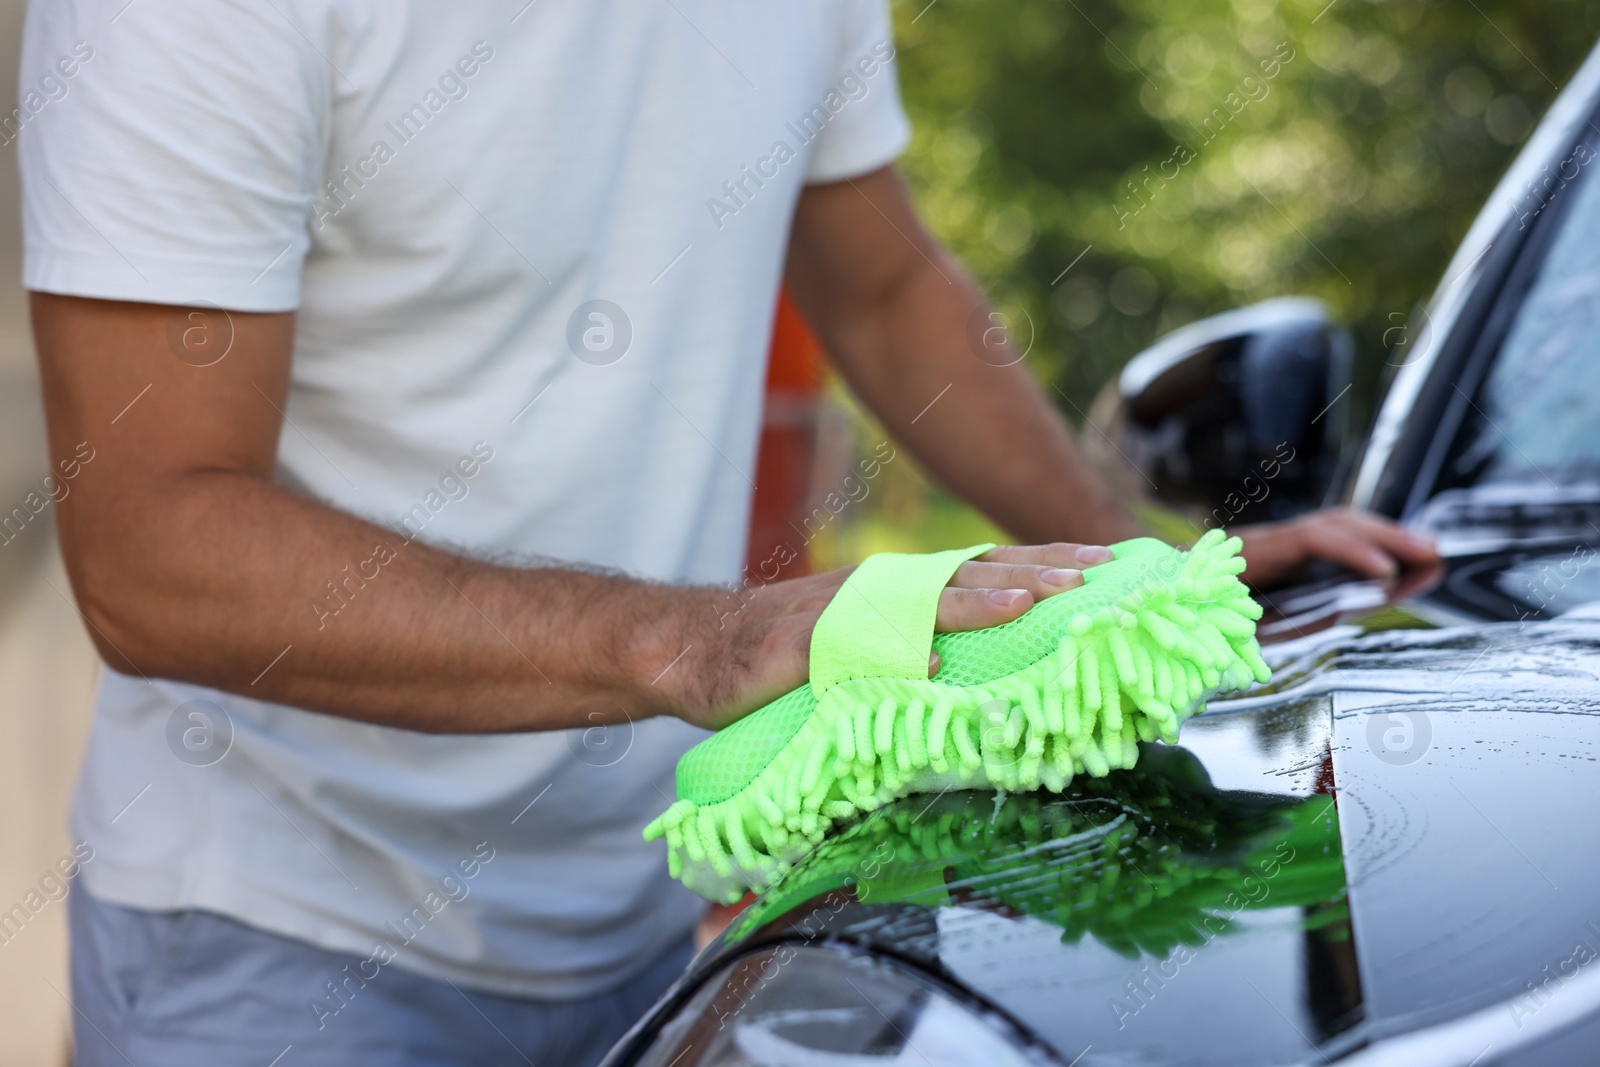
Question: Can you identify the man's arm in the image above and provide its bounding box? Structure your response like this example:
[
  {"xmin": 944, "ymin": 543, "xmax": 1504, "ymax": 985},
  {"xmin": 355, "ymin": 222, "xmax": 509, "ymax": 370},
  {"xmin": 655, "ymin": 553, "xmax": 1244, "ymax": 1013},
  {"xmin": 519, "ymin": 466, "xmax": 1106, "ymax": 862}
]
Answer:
[
  {"xmin": 33, "ymin": 294, "xmax": 1106, "ymax": 733},
  {"xmin": 784, "ymin": 168, "xmax": 1140, "ymax": 548},
  {"xmin": 784, "ymin": 166, "xmax": 1440, "ymax": 586}
]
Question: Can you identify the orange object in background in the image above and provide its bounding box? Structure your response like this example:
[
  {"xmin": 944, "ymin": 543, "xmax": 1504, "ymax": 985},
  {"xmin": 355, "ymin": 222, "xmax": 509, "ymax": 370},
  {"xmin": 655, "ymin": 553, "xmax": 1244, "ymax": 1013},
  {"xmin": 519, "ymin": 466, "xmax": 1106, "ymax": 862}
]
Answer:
[{"xmin": 743, "ymin": 288, "xmax": 826, "ymax": 582}]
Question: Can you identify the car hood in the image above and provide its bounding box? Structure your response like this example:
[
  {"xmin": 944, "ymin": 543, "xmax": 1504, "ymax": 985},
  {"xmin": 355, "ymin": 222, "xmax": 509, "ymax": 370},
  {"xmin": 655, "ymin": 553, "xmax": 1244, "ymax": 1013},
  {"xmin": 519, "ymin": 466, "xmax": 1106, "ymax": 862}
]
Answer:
[{"xmin": 709, "ymin": 571, "xmax": 1600, "ymax": 1066}]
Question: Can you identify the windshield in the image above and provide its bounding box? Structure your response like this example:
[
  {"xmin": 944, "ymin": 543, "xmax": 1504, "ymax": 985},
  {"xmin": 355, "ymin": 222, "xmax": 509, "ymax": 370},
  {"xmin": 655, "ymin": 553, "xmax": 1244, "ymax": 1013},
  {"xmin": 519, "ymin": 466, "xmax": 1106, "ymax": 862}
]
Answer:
[{"xmin": 1442, "ymin": 146, "xmax": 1600, "ymax": 491}]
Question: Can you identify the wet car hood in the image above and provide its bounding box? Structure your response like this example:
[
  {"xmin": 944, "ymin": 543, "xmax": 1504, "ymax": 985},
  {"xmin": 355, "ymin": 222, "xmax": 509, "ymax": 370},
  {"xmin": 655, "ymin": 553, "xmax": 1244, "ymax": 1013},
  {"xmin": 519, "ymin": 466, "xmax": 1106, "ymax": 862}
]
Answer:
[{"xmin": 705, "ymin": 554, "xmax": 1600, "ymax": 1066}]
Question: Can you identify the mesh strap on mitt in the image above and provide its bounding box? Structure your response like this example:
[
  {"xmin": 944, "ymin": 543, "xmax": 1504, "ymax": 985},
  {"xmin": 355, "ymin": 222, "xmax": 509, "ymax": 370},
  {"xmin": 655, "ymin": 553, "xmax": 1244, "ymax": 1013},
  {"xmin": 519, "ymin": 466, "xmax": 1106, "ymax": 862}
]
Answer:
[{"xmin": 644, "ymin": 530, "xmax": 1270, "ymax": 903}]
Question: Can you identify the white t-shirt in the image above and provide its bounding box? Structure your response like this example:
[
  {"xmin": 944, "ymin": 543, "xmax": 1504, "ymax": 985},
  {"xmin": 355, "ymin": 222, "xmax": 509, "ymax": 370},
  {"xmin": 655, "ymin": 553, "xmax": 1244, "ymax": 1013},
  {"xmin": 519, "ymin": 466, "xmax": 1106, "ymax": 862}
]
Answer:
[{"xmin": 20, "ymin": 0, "xmax": 909, "ymax": 998}]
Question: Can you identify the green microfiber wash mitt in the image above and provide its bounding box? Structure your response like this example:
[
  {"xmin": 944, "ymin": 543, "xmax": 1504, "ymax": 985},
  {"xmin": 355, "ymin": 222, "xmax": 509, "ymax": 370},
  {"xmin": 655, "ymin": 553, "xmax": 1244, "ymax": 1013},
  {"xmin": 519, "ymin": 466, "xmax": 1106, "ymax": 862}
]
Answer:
[{"xmin": 644, "ymin": 529, "xmax": 1270, "ymax": 903}]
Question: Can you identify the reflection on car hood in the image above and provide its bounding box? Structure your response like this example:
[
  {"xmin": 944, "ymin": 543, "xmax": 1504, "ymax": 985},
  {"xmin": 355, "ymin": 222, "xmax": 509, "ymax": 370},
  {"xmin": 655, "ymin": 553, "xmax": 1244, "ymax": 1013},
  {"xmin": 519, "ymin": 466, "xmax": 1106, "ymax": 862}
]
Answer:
[{"xmin": 715, "ymin": 620, "xmax": 1600, "ymax": 1066}]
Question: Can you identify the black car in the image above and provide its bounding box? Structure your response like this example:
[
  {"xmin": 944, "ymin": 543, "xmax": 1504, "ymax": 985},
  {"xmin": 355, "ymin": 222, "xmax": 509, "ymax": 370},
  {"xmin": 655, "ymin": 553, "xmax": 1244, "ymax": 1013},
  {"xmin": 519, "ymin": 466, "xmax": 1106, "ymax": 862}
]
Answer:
[{"xmin": 600, "ymin": 37, "xmax": 1600, "ymax": 1067}]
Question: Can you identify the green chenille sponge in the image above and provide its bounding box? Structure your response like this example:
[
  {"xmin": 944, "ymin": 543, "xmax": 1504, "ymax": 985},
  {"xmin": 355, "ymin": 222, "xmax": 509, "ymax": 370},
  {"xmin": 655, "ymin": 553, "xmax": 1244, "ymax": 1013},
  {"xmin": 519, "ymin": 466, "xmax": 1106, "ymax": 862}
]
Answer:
[{"xmin": 644, "ymin": 530, "xmax": 1271, "ymax": 903}]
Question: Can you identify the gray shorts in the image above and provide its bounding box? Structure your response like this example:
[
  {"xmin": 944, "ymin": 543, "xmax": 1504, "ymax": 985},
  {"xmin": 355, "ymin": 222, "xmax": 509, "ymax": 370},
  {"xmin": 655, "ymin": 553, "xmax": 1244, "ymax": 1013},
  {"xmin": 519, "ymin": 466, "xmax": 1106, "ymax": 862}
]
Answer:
[{"xmin": 69, "ymin": 888, "xmax": 693, "ymax": 1067}]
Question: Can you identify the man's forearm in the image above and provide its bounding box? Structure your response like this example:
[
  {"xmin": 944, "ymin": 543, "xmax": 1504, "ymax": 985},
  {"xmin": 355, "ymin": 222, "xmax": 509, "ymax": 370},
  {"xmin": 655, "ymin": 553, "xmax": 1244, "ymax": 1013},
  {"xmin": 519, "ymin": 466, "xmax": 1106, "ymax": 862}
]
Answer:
[
  {"xmin": 62, "ymin": 469, "xmax": 730, "ymax": 732},
  {"xmin": 32, "ymin": 294, "xmax": 802, "ymax": 735},
  {"xmin": 786, "ymin": 170, "xmax": 1142, "ymax": 547},
  {"xmin": 833, "ymin": 254, "xmax": 1139, "ymax": 546}
]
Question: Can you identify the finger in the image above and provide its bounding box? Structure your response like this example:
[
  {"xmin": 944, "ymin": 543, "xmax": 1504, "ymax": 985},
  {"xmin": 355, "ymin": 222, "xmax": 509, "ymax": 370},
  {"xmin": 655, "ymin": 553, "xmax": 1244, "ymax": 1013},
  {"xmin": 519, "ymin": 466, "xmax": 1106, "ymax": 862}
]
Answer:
[
  {"xmin": 1322, "ymin": 509, "xmax": 1440, "ymax": 566},
  {"xmin": 1392, "ymin": 559, "xmax": 1445, "ymax": 601},
  {"xmin": 935, "ymin": 586, "xmax": 1034, "ymax": 633},
  {"xmin": 948, "ymin": 560, "xmax": 1083, "ymax": 599},
  {"xmin": 1299, "ymin": 524, "xmax": 1401, "ymax": 579},
  {"xmin": 980, "ymin": 542, "xmax": 1115, "ymax": 569}
]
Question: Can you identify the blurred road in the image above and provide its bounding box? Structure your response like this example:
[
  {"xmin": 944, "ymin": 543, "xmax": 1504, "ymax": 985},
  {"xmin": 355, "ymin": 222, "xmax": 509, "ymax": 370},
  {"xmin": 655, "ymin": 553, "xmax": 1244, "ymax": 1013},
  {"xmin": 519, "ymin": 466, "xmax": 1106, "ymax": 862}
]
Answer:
[{"xmin": 1, "ymin": 1, "xmax": 103, "ymax": 1063}]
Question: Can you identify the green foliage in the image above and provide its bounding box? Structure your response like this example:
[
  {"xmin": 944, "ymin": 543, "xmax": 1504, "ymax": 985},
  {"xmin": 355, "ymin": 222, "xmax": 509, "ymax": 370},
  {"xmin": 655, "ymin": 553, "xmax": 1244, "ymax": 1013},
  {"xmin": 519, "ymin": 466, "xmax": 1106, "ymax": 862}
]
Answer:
[{"xmin": 893, "ymin": 0, "xmax": 1600, "ymax": 411}]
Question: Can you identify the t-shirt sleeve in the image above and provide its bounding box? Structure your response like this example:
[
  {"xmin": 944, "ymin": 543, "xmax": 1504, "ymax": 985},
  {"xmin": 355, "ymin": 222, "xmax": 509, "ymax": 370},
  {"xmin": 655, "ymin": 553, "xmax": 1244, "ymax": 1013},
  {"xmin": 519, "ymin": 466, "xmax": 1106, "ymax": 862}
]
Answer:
[
  {"xmin": 18, "ymin": 0, "xmax": 331, "ymax": 312},
  {"xmin": 804, "ymin": 0, "xmax": 912, "ymax": 184}
]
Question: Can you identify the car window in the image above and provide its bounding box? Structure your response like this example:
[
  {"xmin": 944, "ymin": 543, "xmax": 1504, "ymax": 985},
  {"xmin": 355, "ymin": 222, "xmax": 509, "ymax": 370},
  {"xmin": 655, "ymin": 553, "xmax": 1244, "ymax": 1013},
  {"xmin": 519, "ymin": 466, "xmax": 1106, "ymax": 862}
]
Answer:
[{"xmin": 1444, "ymin": 152, "xmax": 1600, "ymax": 489}]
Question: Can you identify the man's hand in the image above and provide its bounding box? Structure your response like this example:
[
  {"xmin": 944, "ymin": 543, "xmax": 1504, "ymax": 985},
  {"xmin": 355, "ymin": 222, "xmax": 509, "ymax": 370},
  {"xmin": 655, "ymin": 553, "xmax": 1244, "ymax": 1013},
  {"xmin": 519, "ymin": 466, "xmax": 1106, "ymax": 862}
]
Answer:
[
  {"xmin": 1233, "ymin": 508, "xmax": 1440, "ymax": 590},
  {"xmin": 677, "ymin": 542, "xmax": 1112, "ymax": 730}
]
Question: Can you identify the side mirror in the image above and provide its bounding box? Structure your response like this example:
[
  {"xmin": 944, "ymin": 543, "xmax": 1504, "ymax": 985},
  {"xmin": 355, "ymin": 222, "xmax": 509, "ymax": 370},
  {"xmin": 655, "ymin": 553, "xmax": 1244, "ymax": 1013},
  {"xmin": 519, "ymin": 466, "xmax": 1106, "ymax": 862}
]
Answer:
[{"xmin": 1083, "ymin": 297, "xmax": 1352, "ymax": 528}]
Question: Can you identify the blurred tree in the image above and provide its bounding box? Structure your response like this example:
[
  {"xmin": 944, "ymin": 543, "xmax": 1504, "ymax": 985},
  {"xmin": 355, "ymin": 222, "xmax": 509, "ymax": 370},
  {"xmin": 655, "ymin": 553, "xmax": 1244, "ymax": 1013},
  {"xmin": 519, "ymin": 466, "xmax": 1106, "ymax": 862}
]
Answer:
[
  {"xmin": 822, "ymin": 0, "xmax": 1600, "ymax": 562},
  {"xmin": 893, "ymin": 0, "xmax": 1600, "ymax": 413}
]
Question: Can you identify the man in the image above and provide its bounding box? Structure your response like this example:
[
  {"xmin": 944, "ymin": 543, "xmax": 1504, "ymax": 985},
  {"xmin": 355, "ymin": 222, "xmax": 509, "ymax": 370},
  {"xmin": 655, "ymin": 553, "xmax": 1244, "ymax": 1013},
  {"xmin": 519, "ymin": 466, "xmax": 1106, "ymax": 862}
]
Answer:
[{"xmin": 19, "ymin": 1, "xmax": 1437, "ymax": 1064}]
